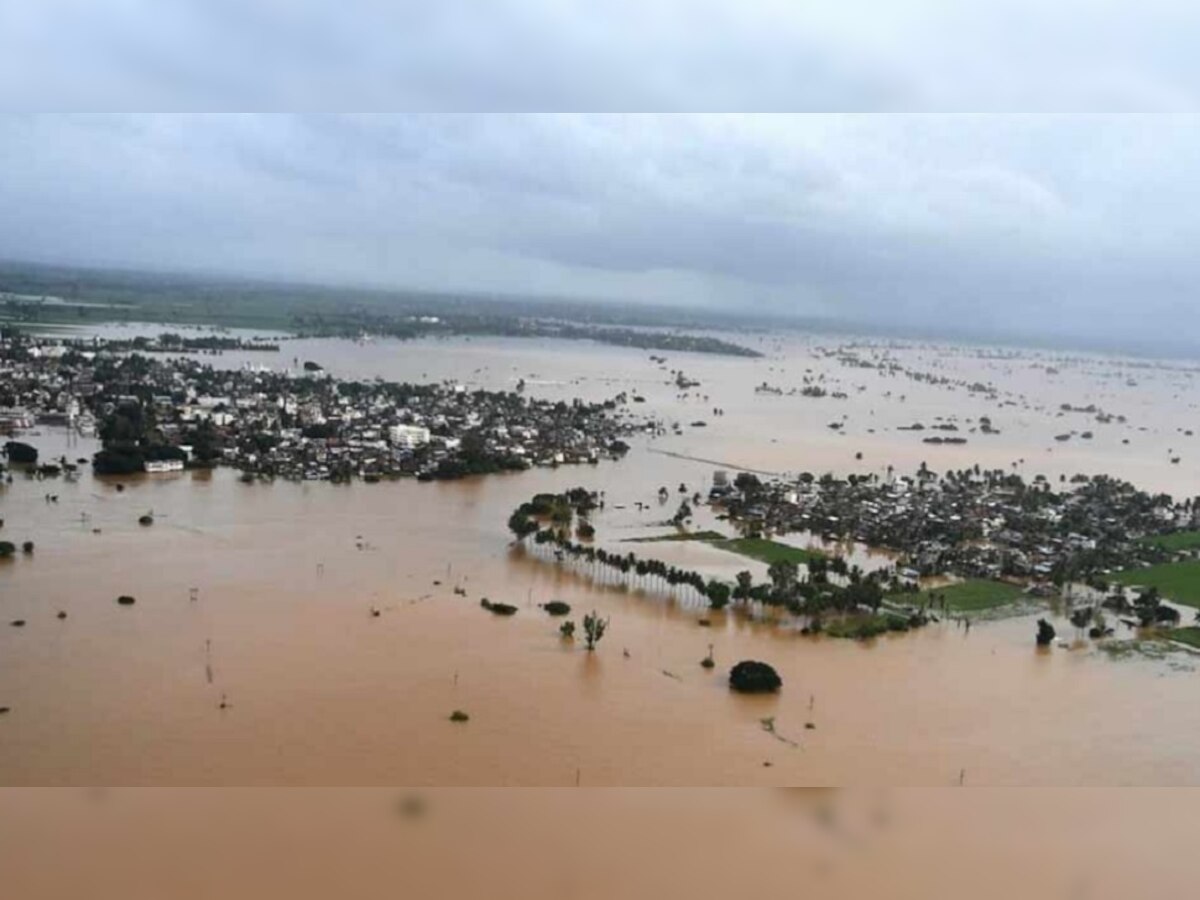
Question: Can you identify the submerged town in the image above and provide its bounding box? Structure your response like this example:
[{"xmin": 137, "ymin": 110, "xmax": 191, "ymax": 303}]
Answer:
[
  {"xmin": 711, "ymin": 466, "xmax": 1199, "ymax": 585},
  {"xmin": 0, "ymin": 330, "xmax": 649, "ymax": 482},
  {"xmin": 6, "ymin": 325, "xmax": 1200, "ymax": 647}
]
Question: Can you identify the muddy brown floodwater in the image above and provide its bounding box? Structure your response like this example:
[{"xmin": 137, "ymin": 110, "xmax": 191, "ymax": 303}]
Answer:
[
  {"xmin": 0, "ymin": 788, "xmax": 1196, "ymax": 899},
  {"xmin": 2, "ymin": 331, "xmax": 1200, "ymax": 785}
]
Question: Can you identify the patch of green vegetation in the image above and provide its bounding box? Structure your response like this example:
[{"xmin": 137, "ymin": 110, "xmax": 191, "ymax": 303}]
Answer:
[
  {"xmin": 893, "ymin": 579, "xmax": 1025, "ymax": 612},
  {"xmin": 1112, "ymin": 561, "xmax": 1200, "ymax": 609},
  {"xmin": 1098, "ymin": 634, "xmax": 1199, "ymax": 669},
  {"xmin": 1098, "ymin": 639, "xmax": 1172, "ymax": 660},
  {"xmin": 709, "ymin": 537, "xmax": 823, "ymax": 565},
  {"xmin": 1137, "ymin": 530, "xmax": 1200, "ymax": 552},
  {"xmin": 824, "ymin": 613, "xmax": 909, "ymax": 640},
  {"xmin": 1164, "ymin": 626, "xmax": 1200, "ymax": 649},
  {"xmin": 626, "ymin": 530, "xmax": 728, "ymax": 543}
]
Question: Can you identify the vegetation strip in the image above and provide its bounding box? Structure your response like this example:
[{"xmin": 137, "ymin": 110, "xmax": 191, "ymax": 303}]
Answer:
[{"xmin": 510, "ymin": 488, "xmax": 934, "ymax": 640}]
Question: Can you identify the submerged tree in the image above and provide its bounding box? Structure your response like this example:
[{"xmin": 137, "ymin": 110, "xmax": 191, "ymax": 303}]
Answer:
[
  {"xmin": 705, "ymin": 580, "xmax": 731, "ymax": 611},
  {"xmin": 733, "ymin": 570, "xmax": 754, "ymax": 601},
  {"xmin": 1035, "ymin": 618, "xmax": 1056, "ymax": 646},
  {"xmin": 582, "ymin": 611, "xmax": 609, "ymax": 651},
  {"xmin": 767, "ymin": 559, "xmax": 799, "ymax": 597},
  {"xmin": 729, "ymin": 660, "xmax": 782, "ymax": 694}
]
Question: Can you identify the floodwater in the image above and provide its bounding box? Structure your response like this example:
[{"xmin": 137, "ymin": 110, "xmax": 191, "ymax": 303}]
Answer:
[
  {"xmin": 1, "ymin": 788, "xmax": 1196, "ymax": 898},
  {"xmin": 3, "ymin": 330, "xmax": 1200, "ymax": 785}
]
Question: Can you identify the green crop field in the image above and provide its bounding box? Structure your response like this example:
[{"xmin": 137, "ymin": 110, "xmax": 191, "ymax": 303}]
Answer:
[
  {"xmin": 891, "ymin": 579, "xmax": 1026, "ymax": 612},
  {"xmin": 1165, "ymin": 626, "xmax": 1200, "ymax": 649},
  {"xmin": 709, "ymin": 537, "xmax": 823, "ymax": 565},
  {"xmin": 1137, "ymin": 530, "xmax": 1200, "ymax": 552},
  {"xmin": 1112, "ymin": 561, "xmax": 1200, "ymax": 608}
]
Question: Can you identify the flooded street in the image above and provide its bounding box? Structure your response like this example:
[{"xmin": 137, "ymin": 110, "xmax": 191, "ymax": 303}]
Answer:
[{"xmin": 3, "ymin": 332, "xmax": 1200, "ymax": 785}]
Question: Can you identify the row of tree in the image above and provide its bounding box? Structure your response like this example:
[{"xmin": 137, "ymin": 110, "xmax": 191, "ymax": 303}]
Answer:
[{"xmin": 508, "ymin": 489, "xmax": 908, "ymax": 624}]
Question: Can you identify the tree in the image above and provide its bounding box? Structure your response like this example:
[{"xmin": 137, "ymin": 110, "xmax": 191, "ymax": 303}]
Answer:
[
  {"xmin": 734, "ymin": 570, "xmax": 754, "ymax": 600},
  {"xmin": 705, "ymin": 580, "xmax": 731, "ymax": 611},
  {"xmin": 843, "ymin": 579, "xmax": 883, "ymax": 612},
  {"xmin": 1036, "ymin": 619, "xmax": 1056, "ymax": 646},
  {"xmin": 767, "ymin": 559, "xmax": 798, "ymax": 596},
  {"xmin": 807, "ymin": 555, "xmax": 829, "ymax": 582},
  {"xmin": 582, "ymin": 611, "xmax": 609, "ymax": 651},
  {"xmin": 507, "ymin": 510, "xmax": 538, "ymax": 540},
  {"xmin": 734, "ymin": 472, "xmax": 761, "ymax": 492},
  {"xmin": 1128, "ymin": 586, "xmax": 1169, "ymax": 626},
  {"xmin": 729, "ymin": 660, "xmax": 782, "ymax": 694}
]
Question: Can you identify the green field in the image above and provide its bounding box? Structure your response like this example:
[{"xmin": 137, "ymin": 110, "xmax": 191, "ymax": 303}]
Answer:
[
  {"xmin": 1112, "ymin": 561, "xmax": 1200, "ymax": 609},
  {"xmin": 892, "ymin": 579, "xmax": 1026, "ymax": 612},
  {"xmin": 625, "ymin": 532, "xmax": 823, "ymax": 564},
  {"xmin": 709, "ymin": 537, "xmax": 823, "ymax": 565},
  {"xmin": 824, "ymin": 612, "xmax": 909, "ymax": 640},
  {"xmin": 1137, "ymin": 530, "xmax": 1200, "ymax": 552},
  {"xmin": 1165, "ymin": 626, "xmax": 1200, "ymax": 649}
]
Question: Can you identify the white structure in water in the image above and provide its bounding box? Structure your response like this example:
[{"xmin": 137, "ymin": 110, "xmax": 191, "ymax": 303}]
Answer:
[{"xmin": 145, "ymin": 459, "xmax": 185, "ymax": 473}]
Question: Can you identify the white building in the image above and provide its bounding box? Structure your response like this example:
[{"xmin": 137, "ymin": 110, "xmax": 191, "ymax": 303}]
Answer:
[
  {"xmin": 389, "ymin": 424, "xmax": 431, "ymax": 449},
  {"xmin": 145, "ymin": 459, "xmax": 185, "ymax": 473}
]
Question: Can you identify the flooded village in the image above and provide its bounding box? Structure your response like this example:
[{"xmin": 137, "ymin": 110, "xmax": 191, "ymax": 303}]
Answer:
[
  {"xmin": 1, "ymin": 330, "xmax": 650, "ymax": 483},
  {"xmin": 5, "ymin": 317, "xmax": 1200, "ymax": 787}
]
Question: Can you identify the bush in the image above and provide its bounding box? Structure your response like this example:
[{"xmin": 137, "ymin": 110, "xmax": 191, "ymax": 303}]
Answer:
[
  {"xmin": 559, "ymin": 620, "xmax": 576, "ymax": 639},
  {"xmin": 825, "ymin": 614, "xmax": 902, "ymax": 640},
  {"xmin": 729, "ymin": 660, "xmax": 782, "ymax": 694},
  {"xmin": 117, "ymin": 595, "xmax": 136, "ymax": 606},
  {"xmin": 583, "ymin": 611, "xmax": 609, "ymax": 651},
  {"xmin": 0, "ymin": 541, "xmax": 15, "ymax": 558},
  {"xmin": 3, "ymin": 441, "xmax": 37, "ymax": 464},
  {"xmin": 1036, "ymin": 618, "xmax": 1056, "ymax": 646},
  {"xmin": 480, "ymin": 598, "xmax": 517, "ymax": 616},
  {"xmin": 93, "ymin": 448, "xmax": 145, "ymax": 475},
  {"xmin": 449, "ymin": 710, "xmax": 469, "ymax": 723},
  {"xmin": 21, "ymin": 541, "xmax": 33, "ymax": 554},
  {"xmin": 542, "ymin": 600, "xmax": 571, "ymax": 616}
]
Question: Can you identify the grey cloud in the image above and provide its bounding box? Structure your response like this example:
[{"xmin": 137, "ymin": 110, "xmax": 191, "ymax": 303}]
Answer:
[
  {"xmin": 4, "ymin": 1, "xmax": 1200, "ymax": 111},
  {"xmin": 2, "ymin": 113, "xmax": 1200, "ymax": 347}
]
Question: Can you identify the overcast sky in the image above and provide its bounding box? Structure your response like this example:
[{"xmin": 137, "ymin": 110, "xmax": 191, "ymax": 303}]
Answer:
[
  {"xmin": 3, "ymin": 113, "xmax": 1200, "ymax": 345},
  {"xmin": 2, "ymin": 3, "xmax": 1200, "ymax": 346}
]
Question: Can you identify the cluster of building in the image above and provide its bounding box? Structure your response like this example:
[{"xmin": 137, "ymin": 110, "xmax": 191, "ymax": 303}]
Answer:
[
  {"xmin": 713, "ymin": 466, "xmax": 1200, "ymax": 583},
  {"xmin": 0, "ymin": 332, "xmax": 651, "ymax": 482}
]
